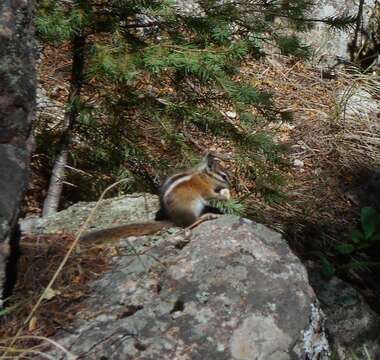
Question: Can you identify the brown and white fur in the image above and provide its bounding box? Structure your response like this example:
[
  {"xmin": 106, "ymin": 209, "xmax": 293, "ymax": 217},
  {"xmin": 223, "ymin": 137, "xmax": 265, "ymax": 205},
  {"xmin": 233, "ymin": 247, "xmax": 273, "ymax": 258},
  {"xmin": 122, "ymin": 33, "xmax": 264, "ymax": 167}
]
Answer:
[{"xmin": 80, "ymin": 153, "xmax": 231, "ymax": 242}]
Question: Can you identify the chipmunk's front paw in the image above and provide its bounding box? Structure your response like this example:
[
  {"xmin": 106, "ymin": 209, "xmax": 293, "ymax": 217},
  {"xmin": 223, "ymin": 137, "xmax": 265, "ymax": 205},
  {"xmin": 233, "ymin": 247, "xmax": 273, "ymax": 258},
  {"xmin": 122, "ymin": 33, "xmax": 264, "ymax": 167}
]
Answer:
[{"xmin": 220, "ymin": 188, "xmax": 231, "ymax": 200}]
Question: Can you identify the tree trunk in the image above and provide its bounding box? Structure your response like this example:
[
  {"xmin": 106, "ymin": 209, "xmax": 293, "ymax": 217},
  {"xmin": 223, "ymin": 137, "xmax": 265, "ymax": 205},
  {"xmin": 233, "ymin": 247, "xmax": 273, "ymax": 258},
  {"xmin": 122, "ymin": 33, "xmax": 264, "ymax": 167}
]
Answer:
[
  {"xmin": 349, "ymin": 0, "xmax": 365, "ymax": 61},
  {"xmin": 0, "ymin": 0, "xmax": 36, "ymax": 304},
  {"xmin": 42, "ymin": 34, "xmax": 85, "ymax": 217}
]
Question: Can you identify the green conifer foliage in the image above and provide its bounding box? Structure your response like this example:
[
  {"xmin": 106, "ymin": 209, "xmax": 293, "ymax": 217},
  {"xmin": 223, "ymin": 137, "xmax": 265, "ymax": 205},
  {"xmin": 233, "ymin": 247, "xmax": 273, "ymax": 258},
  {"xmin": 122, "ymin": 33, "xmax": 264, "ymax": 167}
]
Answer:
[{"xmin": 35, "ymin": 0, "xmax": 354, "ymax": 207}]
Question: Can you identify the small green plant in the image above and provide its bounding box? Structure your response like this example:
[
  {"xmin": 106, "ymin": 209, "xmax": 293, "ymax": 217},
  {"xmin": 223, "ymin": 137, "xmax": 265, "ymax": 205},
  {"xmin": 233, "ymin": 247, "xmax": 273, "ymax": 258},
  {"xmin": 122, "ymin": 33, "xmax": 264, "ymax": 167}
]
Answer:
[
  {"xmin": 319, "ymin": 254, "xmax": 336, "ymax": 278},
  {"xmin": 319, "ymin": 207, "xmax": 380, "ymax": 279},
  {"xmin": 0, "ymin": 302, "xmax": 20, "ymax": 318},
  {"xmin": 211, "ymin": 199, "xmax": 246, "ymax": 217},
  {"xmin": 336, "ymin": 207, "xmax": 380, "ymax": 255}
]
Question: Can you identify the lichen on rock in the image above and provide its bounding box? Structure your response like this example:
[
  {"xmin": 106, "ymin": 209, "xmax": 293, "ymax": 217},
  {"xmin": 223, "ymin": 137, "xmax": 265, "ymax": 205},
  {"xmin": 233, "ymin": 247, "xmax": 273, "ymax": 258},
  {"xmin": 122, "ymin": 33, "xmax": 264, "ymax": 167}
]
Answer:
[{"xmin": 25, "ymin": 194, "xmax": 332, "ymax": 359}]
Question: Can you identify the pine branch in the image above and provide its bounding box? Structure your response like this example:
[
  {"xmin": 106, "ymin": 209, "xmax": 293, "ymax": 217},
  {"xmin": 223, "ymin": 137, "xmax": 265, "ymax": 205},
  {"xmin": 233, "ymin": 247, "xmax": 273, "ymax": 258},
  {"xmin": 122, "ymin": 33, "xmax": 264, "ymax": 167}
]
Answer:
[{"xmin": 273, "ymin": 13, "xmax": 357, "ymax": 31}]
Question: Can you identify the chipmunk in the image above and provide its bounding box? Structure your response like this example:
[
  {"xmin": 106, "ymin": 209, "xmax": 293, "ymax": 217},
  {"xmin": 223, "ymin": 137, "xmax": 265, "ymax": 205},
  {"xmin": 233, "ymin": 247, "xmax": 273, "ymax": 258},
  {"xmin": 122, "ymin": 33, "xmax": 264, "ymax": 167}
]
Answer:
[{"xmin": 80, "ymin": 153, "xmax": 231, "ymax": 242}]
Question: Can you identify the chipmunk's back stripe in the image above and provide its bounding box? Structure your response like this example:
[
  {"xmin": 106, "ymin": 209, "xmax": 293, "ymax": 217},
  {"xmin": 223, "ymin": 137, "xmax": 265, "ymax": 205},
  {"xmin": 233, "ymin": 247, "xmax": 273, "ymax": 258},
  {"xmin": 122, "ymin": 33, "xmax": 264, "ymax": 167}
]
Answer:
[
  {"xmin": 162, "ymin": 172, "xmax": 194, "ymax": 201},
  {"xmin": 161, "ymin": 171, "xmax": 191, "ymax": 195}
]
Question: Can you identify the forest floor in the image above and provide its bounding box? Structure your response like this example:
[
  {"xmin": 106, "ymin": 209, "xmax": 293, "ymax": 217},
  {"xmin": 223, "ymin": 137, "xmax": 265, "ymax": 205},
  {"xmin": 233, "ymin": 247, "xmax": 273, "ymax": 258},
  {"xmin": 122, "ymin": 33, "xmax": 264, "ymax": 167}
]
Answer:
[
  {"xmin": 2, "ymin": 47, "xmax": 379, "ymax": 346},
  {"xmin": 243, "ymin": 57, "xmax": 380, "ymax": 312}
]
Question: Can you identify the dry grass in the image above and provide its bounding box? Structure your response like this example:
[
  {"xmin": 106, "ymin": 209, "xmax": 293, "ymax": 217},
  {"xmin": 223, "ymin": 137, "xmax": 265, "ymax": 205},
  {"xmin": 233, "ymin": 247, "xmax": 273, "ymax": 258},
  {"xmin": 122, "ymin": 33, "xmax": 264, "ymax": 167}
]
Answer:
[
  {"xmin": 242, "ymin": 59, "xmax": 380, "ymax": 254},
  {"xmin": 0, "ymin": 180, "xmax": 133, "ymax": 358},
  {"xmin": 0, "ymin": 232, "xmax": 108, "ymax": 356},
  {"xmin": 333, "ymin": 67, "xmax": 380, "ymax": 168},
  {"xmin": 243, "ymin": 58, "xmax": 380, "ymax": 309}
]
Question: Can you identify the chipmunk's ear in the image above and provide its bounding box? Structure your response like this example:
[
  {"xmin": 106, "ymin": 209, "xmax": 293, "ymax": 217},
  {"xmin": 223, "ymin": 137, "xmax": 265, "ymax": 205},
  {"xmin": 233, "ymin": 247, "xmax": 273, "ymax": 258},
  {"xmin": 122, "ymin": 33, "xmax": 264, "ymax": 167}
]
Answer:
[
  {"xmin": 197, "ymin": 151, "xmax": 231, "ymax": 173},
  {"xmin": 205, "ymin": 152, "xmax": 219, "ymax": 171},
  {"xmin": 204, "ymin": 151, "xmax": 230, "ymax": 169}
]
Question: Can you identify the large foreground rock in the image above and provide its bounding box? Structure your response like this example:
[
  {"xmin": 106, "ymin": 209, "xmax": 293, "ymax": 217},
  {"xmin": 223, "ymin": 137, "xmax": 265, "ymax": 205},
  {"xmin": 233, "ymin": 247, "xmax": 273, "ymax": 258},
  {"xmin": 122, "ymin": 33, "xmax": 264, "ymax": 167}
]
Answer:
[
  {"xmin": 0, "ymin": 0, "xmax": 36, "ymax": 304},
  {"xmin": 24, "ymin": 195, "xmax": 331, "ymax": 359}
]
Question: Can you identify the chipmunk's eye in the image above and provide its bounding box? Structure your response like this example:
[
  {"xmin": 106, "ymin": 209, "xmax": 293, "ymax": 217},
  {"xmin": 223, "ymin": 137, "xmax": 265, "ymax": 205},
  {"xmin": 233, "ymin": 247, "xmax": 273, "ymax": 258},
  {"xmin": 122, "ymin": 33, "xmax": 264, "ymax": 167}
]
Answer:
[{"xmin": 219, "ymin": 172, "xmax": 229, "ymax": 182}]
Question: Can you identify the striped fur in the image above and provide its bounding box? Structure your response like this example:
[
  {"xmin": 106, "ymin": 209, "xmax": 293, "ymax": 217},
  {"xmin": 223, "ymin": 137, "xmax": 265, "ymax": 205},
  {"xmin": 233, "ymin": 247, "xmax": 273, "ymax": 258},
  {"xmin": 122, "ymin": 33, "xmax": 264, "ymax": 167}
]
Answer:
[
  {"xmin": 158, "ymin": 155, "xmax": 230, "ymax": 226},
  {"xmin": 80, "ymin": 153, "xmax": 231, "ymax": 242}
]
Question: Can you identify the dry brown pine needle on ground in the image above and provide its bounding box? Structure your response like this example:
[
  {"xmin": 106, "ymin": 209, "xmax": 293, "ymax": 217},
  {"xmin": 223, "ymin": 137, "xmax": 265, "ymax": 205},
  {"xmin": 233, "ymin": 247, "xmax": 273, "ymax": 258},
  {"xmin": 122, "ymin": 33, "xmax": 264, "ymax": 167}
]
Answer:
[{"xmin": 0, "ymin": 233, "xmax": 109, "ymax": 350}]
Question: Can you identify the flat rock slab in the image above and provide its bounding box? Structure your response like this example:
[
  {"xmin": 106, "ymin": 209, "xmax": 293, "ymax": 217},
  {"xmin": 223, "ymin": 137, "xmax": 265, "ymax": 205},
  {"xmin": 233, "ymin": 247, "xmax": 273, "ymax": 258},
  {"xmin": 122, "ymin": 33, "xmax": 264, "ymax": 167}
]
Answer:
[
  {"xmin": 46, "ymin": 211, "xmax": 329, "ymax": 359},
  {"xmin": 20, "ymin": 194, "xmax": 160, "ymax": 235}
]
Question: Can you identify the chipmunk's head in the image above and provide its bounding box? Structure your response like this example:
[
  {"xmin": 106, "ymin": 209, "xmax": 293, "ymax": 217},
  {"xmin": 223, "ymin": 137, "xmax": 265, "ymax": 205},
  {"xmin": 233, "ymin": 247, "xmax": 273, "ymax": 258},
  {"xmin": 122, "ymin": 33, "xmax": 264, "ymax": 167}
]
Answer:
[{"xmin": 202, "ymin": 152, "xmax": 231, "ymax": 189}]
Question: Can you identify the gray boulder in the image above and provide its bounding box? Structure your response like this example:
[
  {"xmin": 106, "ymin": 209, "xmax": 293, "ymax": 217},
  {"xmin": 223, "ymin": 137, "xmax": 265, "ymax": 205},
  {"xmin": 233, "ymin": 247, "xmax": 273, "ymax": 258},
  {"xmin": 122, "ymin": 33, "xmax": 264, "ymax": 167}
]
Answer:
[{"xmin": 23, "ymin": 195, "xmax": 331, "ymax": 359}]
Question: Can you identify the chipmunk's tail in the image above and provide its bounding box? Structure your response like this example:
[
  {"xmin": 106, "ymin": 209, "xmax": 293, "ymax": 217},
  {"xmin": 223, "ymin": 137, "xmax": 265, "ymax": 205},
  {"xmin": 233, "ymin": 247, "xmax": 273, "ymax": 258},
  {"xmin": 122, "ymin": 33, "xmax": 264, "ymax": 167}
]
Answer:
[{"xmin": 80, "ymin": 221, "xmax": 172, "ymax": 243}]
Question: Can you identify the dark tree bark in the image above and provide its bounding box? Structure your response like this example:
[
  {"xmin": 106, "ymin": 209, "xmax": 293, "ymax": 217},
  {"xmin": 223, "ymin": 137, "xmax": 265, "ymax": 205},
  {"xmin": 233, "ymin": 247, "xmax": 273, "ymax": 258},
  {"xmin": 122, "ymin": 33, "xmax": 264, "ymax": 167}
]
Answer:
[
  {"xmin": 349, "ymin": 0, "xmax": 365, "ymax": 61},
  {"xmin": 0, "ymin": 0, "xmax": 36, "ymax": 304},
  {"xmin": 42, "ymin": 34, "xmax": 85, "ymax": 217}
]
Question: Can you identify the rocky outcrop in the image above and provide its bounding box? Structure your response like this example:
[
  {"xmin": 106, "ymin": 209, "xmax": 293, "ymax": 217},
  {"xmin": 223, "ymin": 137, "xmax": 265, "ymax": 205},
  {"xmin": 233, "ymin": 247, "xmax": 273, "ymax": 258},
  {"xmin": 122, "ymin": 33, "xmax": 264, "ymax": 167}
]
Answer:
[
  {"xmin": 304, "ymin": 0, "xmax": 379, "ymax": 66},
  {"xmin": 24, "ymin": 194, "xmax": 380, "ymax": 359},
  {"xmin": 309, "ymin": 268, "xmax": 380, "ymax": 359},
  {"xmin": 23, "ymin": 194, "xmax": 331, "ymax": 359},
  {"xmin": 0, "ymin": 0, "xmax": 36, "ymax": 305}
]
